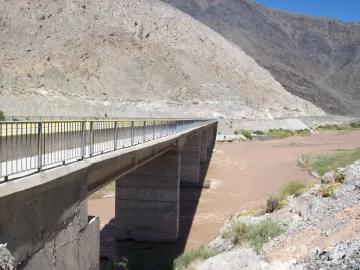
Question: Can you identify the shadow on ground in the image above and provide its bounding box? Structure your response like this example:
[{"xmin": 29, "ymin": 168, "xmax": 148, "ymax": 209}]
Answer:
[{"xmin": 99, "ymin": 151, "xmax": 214, "ymax": 270}]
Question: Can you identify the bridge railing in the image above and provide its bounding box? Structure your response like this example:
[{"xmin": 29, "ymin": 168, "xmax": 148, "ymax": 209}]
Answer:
[
  {"xmin": 0, "ymin": 119, "xmax": 213, "ymax": 181},
  {"xmin": 4, "ymin": 116, "xmax": 209, "ymax": 121}
]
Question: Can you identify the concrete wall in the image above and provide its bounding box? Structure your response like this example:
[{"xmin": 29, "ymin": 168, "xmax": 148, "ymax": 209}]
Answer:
[{"xmin": 115, "ymin": 149, "xmax": 180, "ymax": 242}]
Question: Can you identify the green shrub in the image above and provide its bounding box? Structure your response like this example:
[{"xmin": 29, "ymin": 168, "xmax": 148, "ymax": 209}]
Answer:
[
  {"xmin": 266, "ymin": 129, "xmax": 294, "ymax": 139},
  {"xmin": 246, "ymin": 219, "xmax": 285, "ymax": 251},
  {"xmin": 232, "ymin": 222, "xmax": 251, "ymax": 245},
  {"xmin": 334, "ymin": 173, "xmax": 346, "ymax": 184},
  {"xmin": 221, "ymin": 219, "xmax": 285, "ymax": 252},
  {"xmin": 253, "ymin": 130, "xmax": 265, "ymax": 135},
  {"xmin": 241, "ymin": 130, "xmax": 252, "ymax": 139},
  {"xmin": 173, "ymin": 245, "xmax": 220, "ymax": 269},
  {"xmin": 295, "ymin": 129, "xmax": 311, "ymax": 135},
  {"xmin": 279, "ymin": 199, "xmax": 288, "ymax": 208},
  {"xmin": 234, "ymin": 130, "xmax": 239, "ymax": 135},
  {"xmin": 266, "ymin": 194, "xmax": 282, "ymax": 213},
  {"xmin": 302, "ymin": 150, "xmax": 360, "ymax": 176},
  {"xmin": 317, "ymin": 183, "xmax": 341, "ymax": 197},
  {"xmin": 229, "ymin": 125, "xmax": 233, "ymax": 129},
  {"xmin": 316, "ymin": 124, "xmax": 360, "ymax": 131},
  {"xmin": 0, "ymin": 110, "xmax": 5, "ymax": 121},
  {"xmin": 280, "ymin": 181, "xmax": 307, "ymax": 197},
  {"xmin": 221, "ymin": 231, "xmax": 229, "ymax": 239}
]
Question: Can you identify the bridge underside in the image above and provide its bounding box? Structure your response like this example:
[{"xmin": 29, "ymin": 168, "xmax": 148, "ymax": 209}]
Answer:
[{"xmin": 0, "ymin": 122, "xmax": 217, "ymax": 269}]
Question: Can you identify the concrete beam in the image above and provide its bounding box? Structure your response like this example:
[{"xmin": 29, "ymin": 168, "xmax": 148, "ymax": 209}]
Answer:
[
  {"xmin": 181, "ymin": 133, "xmax": 201, "ymax": 183},
  {"xmin": 115, "ymin": 149, "xmax": 180, "ymax": 242}
]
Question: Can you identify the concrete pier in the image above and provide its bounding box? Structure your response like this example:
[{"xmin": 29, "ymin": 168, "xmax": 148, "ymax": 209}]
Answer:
[
  {"xmin": 115, "ymin": 149, "xmax": 181, "ymax": 242},
  {"xmin": 180, "ymin": 133, "xmax": 201, "ymax": 183}
]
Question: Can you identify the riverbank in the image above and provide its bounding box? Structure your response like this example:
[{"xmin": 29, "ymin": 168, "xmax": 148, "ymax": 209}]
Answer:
[{"xmin": 88, "ymin": 130, "xmax": 360, "ymax": 268}]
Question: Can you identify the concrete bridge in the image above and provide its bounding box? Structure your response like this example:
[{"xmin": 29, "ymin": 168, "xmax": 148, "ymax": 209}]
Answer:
[{"xmin": 0, "ymin": 119, "xmax": 217, "ymax": 269}]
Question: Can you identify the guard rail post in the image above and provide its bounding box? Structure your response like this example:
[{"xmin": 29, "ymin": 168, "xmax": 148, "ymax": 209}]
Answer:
[{"xmin": 37, "ymin": 122, "xmax": 43, "ymax": 172}]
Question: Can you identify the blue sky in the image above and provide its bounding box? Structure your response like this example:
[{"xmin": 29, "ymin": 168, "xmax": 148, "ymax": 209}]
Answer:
[{"xmin": 254, "ymin": 0, "xmax": 360, "ymax": 22}]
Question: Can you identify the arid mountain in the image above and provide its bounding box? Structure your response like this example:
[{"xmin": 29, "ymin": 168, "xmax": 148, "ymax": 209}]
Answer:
[
  {"xmin": 0, "ymin": 0, "xmax": 322, "ymax": 119},
  {"xmin": 163, "ymin": 0, "xmax": 360, "ymax": 115}
]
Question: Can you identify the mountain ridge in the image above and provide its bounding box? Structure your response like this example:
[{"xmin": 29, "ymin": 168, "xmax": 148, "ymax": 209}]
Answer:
[
  {"xmin": 163, "ymin": 0, "xmax": 360, "ymax": 115},
  {"xmin": 0, "ymin": 0, "xmax": 323, "ymax": 119}
]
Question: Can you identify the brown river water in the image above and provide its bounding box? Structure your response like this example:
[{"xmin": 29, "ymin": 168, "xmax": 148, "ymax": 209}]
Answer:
[{"xmin": 88, "ymin": 130, "xmax": 360, "ymax": 266}]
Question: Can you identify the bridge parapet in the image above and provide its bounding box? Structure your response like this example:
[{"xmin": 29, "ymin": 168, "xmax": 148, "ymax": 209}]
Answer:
[{"xmin": 0, "ymin": 119, "xmax": 213, "ymax": 182}]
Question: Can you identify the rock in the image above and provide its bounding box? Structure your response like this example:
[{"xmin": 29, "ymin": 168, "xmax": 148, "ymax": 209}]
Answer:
[
  {"xmin": 331, "ymin": 187, "xmax": 345, "ymax": 199},
  {"xmin": 0, "ymin": 244, "xmax": 15, "ymax": 270},
  {"xmin": 299, "ymin": 198, "xmax": 324, "ymax": 219},
  {"xmin": 321, "ymin": 171, "xmax": 334, "ymax": 184},
  {"xmin": 344, "ymin": 169, "xmax": 360, "ymax": 186}
]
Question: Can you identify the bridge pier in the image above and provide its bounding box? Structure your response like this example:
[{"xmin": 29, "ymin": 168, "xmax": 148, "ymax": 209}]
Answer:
[
  {"xmin": 115, "ymin": 149, "xmax": 180, "ymax": 242},
  {"xmin": 180, "ymin": 133, "xmax": 201, "ymax": 183}
]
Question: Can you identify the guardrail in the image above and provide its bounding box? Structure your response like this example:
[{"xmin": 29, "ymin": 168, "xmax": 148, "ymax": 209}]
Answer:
[
  {"xmin": 4, "ymin": 116, "xmax": 209, "ymax": 121},
  {"xmin": 0, "ymin": 119, "xmax": 214, "ymax": 182}
]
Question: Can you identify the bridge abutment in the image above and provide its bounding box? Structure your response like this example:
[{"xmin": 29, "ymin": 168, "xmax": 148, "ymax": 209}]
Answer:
[
  {"xmin": 115, "ymin": 149, "xmax": 180, "ymax": 242},
  {"xmin": 0, "ymin": 165, "xmax": 100, "ymax": 269}
]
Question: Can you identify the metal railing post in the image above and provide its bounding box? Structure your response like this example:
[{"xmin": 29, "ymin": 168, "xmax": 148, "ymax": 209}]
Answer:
[
  {"xmin": 90, "ymin": 121, "xmax": 94, "ymax": 157},
  {"xmin": 114, "ymin": 121, "xmax": 118, "ymax": 150},
  {"xmin": 37, "ymin": 122, "xmax": 43, "ymax": 172},
  {"xmin": 143, "ymin": 121, "xmax": 146, "ymax": 142},
  {"xmin": 131, "ymin": 121, "xmax": 134, "ymax": 145},
  {"xmin": 153, "ymin": 121, "xmax": 155, "ymax": 140},
  {"xmin": 81, "ymin": 121, "xmax": 85, "ymax": 159}
]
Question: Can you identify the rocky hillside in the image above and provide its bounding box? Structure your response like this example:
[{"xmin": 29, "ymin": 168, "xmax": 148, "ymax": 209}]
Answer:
[
  {"xmin": 0, "ymin": 0, "xmax": 323, "ymax": 119},
  {"xmin": 162, "ymin": 0, "xmax": 360, "ymax": 116},
  {"xmin": 192, "ymin": 159, "xmax": 360, "ymax": 269}
]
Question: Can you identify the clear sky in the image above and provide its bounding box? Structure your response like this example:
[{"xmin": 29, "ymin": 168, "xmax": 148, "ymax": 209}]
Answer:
[{"xmin": 254, "ymin": 0, "xmax": 360, "ymax": 22}]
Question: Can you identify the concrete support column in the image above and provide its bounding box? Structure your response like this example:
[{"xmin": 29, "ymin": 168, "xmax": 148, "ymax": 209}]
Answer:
[
  {"xmin": 115, "ymin": 149, "xmax": 181, "ymax": 242},
  {"xmin": 181, "ymin": 134, "xmax": 201, "ymax": 183},
  {"xmin": 200, "ymin": 129, "xmax": 208, "ymax": 163}
]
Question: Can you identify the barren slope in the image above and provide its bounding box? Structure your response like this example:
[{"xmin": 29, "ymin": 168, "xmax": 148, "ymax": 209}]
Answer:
[
  {"xmin": 163, "ymin": 0, "xmax": 360, "ymax": 115},
  {"xmin": 0, "ymin": 0, "xmax": 323, "ymax": 118}
]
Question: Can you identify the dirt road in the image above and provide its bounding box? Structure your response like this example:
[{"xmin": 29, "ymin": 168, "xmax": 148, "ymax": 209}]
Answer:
[{"xmin": 89, "ymin": 130, "xmax": 360, "ymax": 263}]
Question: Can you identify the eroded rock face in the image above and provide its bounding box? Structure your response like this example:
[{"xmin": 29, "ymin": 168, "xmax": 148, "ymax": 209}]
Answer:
[
  {"xmin": 0, "ymin": 0, "xmax": 323, "ymax": 118},
  {"xmin": 163, "ymin": 0, "xmax": 360, "ymax": 116}
]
